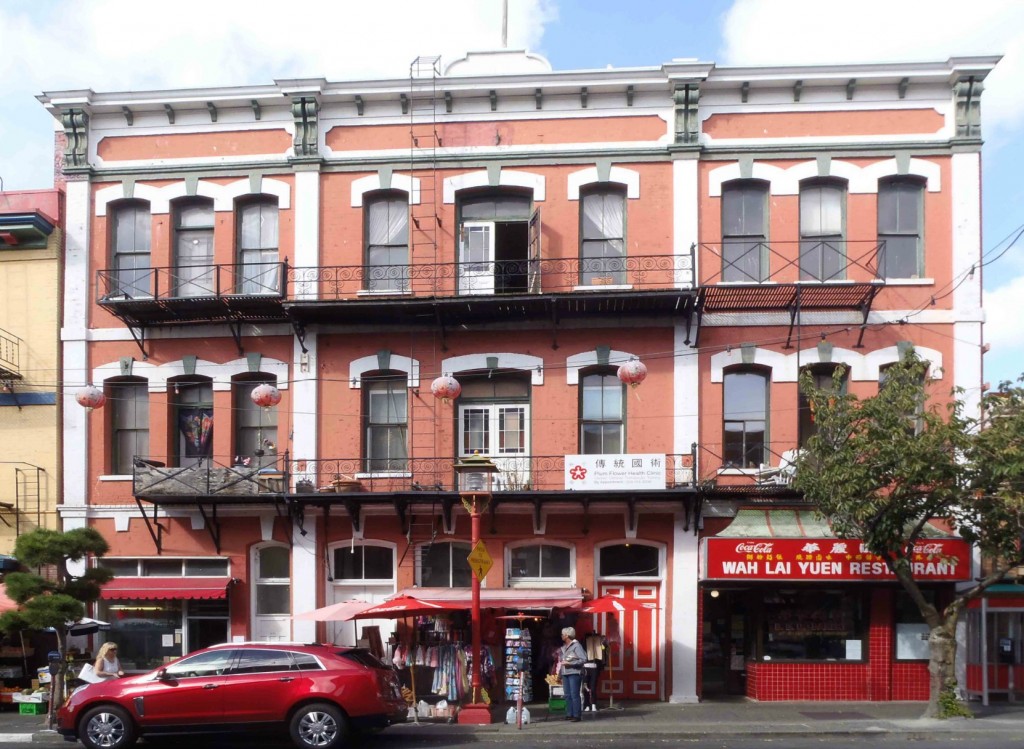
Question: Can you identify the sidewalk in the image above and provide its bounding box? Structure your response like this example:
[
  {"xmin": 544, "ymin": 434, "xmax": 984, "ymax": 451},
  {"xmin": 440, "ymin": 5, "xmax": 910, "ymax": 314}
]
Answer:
[{"xmin": 4, "ymin": 699, "xmax": 1023, "ymax": 744}]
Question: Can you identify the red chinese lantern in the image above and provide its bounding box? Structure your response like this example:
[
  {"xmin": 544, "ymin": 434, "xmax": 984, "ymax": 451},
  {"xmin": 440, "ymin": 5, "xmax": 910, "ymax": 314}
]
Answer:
[
  {"xmin": 617, "ymin": 357, "xmax": 648, "ymax": 389},
  {"xmin": 75, "ymin": 385, "xmax": 106, "ymax": 411},
  {"xmin": 250, "ymin": 383, "xmax": 282, "ymax": 409},
  {"xmin": 431, "ymin": 374, "xmax": 462, "ymax": 404}
]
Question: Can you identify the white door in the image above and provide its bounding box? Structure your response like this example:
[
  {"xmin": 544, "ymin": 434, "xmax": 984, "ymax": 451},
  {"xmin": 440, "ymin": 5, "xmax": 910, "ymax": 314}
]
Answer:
[
  {"xmin": 459, "ymin": 404, "xmax": 530, "ymax": 490},
  {"xmin": 252, "ymin": 545, "xmax": 291, "ymax": 641},
  {"xmin": 327, "ymin": 585, "xmax": 394, "ymax": 648},
  {"xmin": 459, "ymin": 221, "xmax": 495, "ymax": 295}
]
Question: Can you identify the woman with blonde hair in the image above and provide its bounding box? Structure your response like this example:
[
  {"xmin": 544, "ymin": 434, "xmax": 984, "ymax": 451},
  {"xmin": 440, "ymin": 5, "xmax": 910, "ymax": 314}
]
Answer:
[{"xmin": 94, "ymin": 642, "xmax": 124, "ymax": 679}]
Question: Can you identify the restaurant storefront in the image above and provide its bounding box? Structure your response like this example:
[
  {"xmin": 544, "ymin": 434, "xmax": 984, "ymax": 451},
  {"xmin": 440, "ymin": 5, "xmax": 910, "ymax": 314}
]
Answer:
[{"xmin": 699, "ymin": 509, "xmax": 971, "ymax": 701}]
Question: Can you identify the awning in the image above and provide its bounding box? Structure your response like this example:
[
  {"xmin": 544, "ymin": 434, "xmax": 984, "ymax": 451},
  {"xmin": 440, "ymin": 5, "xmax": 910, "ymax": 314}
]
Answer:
[
  {"xmin": 396, "ymin": 587, "xmax": 583, "ymax": 610},
  {"xmin": 100, "ymin": 577, "xmax": 232, "ymax": 601}
]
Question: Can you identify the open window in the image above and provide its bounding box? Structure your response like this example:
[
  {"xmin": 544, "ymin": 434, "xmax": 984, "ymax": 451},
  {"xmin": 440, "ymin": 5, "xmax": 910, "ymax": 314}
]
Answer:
[{"xmin": 457, "ymin": 190, "xmax": 535, "ymax": 295}]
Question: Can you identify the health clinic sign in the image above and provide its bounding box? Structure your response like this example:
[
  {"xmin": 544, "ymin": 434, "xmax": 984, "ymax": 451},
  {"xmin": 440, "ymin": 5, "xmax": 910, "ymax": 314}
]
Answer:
[
  {"xmin": 702, "ymin": 537, "xmax": 971, "ymax": 582},
  {"xmin": 564, "ymin": 454, "xmax": 666, "ymax": 491}
]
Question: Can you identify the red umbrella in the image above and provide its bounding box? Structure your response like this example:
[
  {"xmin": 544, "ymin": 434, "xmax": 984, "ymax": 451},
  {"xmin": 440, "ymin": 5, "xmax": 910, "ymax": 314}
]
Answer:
[
  {"xmin": 349, "ymin": 594, "xmax": 461, "ymax": 620},
  {"xmin": 577, "ymin": 595, "xmax": 658, "ymax": 710}
]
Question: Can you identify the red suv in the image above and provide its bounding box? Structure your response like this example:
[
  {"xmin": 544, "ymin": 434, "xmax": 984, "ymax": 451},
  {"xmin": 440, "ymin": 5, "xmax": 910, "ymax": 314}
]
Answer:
[{"xmin": 57, "ymin": 643, "xmax": 407, "ymax": 749}]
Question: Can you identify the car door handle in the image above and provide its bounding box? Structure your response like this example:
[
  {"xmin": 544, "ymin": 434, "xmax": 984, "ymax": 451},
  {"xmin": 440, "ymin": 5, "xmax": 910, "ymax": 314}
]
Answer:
[
  {"xmin": 203, "ymin": 684, "xmax": 219, "ymax": 689},
  {"xmin": 278, "ymin": 677, "xmax": 294, "ymax": 682}
]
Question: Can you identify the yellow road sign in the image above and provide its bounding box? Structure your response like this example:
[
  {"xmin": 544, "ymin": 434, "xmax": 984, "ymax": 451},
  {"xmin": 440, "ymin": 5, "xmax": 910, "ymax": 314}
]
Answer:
[{"xmin": 467, "ymin": 540, "xmax": 493, "ymax": 581}]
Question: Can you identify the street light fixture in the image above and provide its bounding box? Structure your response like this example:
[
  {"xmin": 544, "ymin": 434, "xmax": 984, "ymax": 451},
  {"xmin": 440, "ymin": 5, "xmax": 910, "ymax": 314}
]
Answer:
[{"xmin": 453, "ymin": 452, "xmax": 499, "ymax": 725}]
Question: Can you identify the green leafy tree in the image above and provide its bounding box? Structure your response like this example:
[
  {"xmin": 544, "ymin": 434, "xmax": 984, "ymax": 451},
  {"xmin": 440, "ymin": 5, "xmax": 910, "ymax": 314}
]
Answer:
[
  {"xmin": 793, "ymin": 353, "xmax": 1024, "ymax": 719},
  {"xmin": 0, "ymin": 528, "xmax": 112, "ymax": 728}
]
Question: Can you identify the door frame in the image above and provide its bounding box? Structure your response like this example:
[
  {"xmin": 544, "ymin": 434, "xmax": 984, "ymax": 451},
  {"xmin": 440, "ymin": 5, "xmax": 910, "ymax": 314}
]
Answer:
[{"xmin": 458, "ymin": 220, "xmax": 496, "ymax": 295}]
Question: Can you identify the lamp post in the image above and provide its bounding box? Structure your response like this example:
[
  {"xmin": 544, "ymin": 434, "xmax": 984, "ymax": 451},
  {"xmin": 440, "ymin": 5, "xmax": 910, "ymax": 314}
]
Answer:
[{"xmin": 454, "ymin": 452, "xmax": 498, "ymax": 725}]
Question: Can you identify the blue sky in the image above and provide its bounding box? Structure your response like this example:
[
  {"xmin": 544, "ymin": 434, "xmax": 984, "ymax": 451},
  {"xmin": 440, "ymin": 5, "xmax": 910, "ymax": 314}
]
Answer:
[{"xmin": 1, "ymin": 0, "xmax": 1021, "ymax": 385}]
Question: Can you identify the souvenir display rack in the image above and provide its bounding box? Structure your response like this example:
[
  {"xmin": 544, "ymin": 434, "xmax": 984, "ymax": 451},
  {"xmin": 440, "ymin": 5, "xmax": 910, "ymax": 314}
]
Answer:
[{"xmin": 503, "ymin": 627, "xmax": 532, "ymax": 702}]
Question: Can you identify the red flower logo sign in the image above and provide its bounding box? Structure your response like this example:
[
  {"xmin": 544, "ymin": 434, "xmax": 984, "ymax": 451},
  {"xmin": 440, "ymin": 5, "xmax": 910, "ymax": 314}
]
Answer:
[{"xmin": 569, "ymin": 465, "xmax": 587, "ymax": 481}]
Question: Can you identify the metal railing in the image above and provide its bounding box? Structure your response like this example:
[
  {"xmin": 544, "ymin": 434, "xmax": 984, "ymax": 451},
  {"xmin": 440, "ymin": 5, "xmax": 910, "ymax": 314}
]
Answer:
[
  {"xmin": 699, "ymin": 240, "xmax": 884, "ymax": 285},
  {"xmin": 0, "ymin": 327, "xmax": 20, "ymax": 379},
  {"xmin": 97, "ymin": 262, "xmax": 287, "ymax": 303}
]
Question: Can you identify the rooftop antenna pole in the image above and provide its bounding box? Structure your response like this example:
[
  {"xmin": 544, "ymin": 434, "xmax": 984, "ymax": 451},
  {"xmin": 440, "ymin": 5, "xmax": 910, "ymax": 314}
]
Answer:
[{"xmin": 501, "ymin": 0, "xmax": 508, "ymax": 47}]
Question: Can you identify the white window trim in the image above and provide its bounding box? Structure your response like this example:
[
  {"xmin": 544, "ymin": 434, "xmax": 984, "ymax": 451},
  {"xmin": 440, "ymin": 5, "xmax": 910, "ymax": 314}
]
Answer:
[
  {"xmin": 443, "ymin": 169, "xmax": 546, "ymax": 204},
  {"xmin": 565, "ymin": 349, "xmax": 638, "ymax": 386},
  {"xmin": 94, "ymin": 356, "xmax": 289, "ymax": 394},
  {"xmin": 505, "ymin": 540, "xmax": 576, "ymax": 588},
  {"xmin": 567, "ymin": 167, "xmax": 640, "ymax": 200},
  {"xmin": 708, "ymin": 158, "xmax": 940, "ymax": 197},
  {"xmin": 441, "ymin": 352, "xmax": 544, "ymax": 385},
  {"xmin": 709, "ymin": 345, "xmax": 944, "ymax": 383},
  {"xmin": 415, "ymin": 541, "xmax": 474, "ymax": 588},
  {"xmin": 96, "ymin": 177, "xmax": 291, "ymax": 216},
  {"xmin": 350, "ymin": 173, "xmax": 421, "ymax": 207},
  {"xmin": 328, "ymin": 539, "xmax": 397, "ymax": 584},
  {"xmin": 348, "ymin": 355, "xmax": 420, "ymax": 389}
]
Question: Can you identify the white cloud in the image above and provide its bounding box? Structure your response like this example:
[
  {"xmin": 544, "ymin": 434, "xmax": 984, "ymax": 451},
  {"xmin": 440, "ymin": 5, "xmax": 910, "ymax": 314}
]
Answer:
[{"xmin": 985, "ymin": 273, "xmax": 1024, "ymax": 351}]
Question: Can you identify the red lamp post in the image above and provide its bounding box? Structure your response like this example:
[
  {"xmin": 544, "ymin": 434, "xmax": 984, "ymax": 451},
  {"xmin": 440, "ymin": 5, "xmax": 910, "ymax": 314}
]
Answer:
[{"xmin": 453, "ymin": 453, "xmax": 498, "ymax": 724}]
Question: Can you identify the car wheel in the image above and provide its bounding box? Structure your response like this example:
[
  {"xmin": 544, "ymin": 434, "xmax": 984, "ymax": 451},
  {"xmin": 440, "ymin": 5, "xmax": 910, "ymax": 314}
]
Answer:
[
  {"xmin": 289, "ymin": 702, "xmax": 348, "ymax": 749},
  {"xmin": 79, "ymin": 705, "xmax": 137, "ymax": 749}
]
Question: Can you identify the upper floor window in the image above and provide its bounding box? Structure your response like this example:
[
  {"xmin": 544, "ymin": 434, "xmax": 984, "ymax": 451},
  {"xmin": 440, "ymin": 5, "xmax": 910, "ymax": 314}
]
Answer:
[
  {"xmin": 580, "ymin": 186, "xmax": 626, "ymax": 285},
  {"xmin": 233, "ymin": 375, "xmax": 278, "ymax": 467},
  {"xmin": 580, "ymin": 369, "xmax": 624, "ymax": 454},
  {"xmin": 508, "ymin": 543, "xmax": 572, "ymax": 584},
  {"xmin": 364, "ymin": 373, "xmax": 408, "ymax": 472},
  {"xmin": 171, "ymin": 377, "xmax": 213, "ymax": 467},
  {"xmin": 721, "ymin": 181, "xmax": 768, "ymax": 282},
  {"xmin": 365, "ymin": 191, "xmax": 409, "ymax": 293},
  {"xmin": 457, "ymin": 190, "xmax": 533, "ymax": 295},
  {"xmin": 236, "ymin": 197, "xmax": 279, "ymax": 295},
  {"xmin": 108, "ymin": 377, "xmax": 149, "ymax": 474},
  {"xmin": 173, "ymin": 199, "xmax": 215, "ymax": 298},
  {"xmin": 418, "ymin": 541, "xmax": 472, "ymax": 588},
  {"xmin": 458, "ymin": 372, "xmax": 530, "ymax": 489},
  {"xmin": 109, "ymin": 201, "xmax": 152, "ymax": 298},
  {"xmin": 798, "ymin": 364, "xmax": 848, "ymax": 447},
  {"xmin": 878, "ymin": 178, "xmax": 924, "ymax": 279},
  {"xmin": 800, "ymin": 179, "xmax": 846, "ymax": 281},
  {"xmin": 333, "ymin": 544, "xmax": 394, "ymax": 582},
  {"xmin": 723, "ymin": 367, "xmax": 769, "ymax": 468}
]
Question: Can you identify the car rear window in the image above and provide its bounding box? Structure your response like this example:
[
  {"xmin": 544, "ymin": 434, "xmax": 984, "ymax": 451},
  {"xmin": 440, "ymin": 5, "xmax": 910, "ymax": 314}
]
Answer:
[
  {"xmin": 292, "ymin": 653, "xmax": 324, "ymax": 671},
  {"xmin": 339, "ymin": 648, "xmax": 389, "ymax": 670}
]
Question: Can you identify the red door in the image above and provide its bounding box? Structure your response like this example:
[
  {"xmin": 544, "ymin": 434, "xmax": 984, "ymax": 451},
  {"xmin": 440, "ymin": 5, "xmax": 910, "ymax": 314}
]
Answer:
[{"xmin": 596, "ymin": 582, "xmax": 661, "ymax": 700}]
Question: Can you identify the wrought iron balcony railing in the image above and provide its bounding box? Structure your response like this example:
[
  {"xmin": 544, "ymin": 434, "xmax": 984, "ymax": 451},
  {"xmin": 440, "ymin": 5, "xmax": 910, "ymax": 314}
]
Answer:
[
  {"xmin": 97, "ymin": 262, "xmax": 287, "ymax": 303},
  {"xmin": 0, "ymin": 327, "xmax": 21, "ymax": 380},
  {"xmin": 699, "ymin": 240, "xmax": 884, "ymax": 286}
]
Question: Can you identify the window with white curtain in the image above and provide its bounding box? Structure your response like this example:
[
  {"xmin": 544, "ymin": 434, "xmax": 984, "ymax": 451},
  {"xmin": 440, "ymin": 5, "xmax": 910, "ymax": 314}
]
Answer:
[
  {"xmin": 110, "ymin": 201, "xmax": 152, "ymax": 298},
  {"xmin": 236, "ymin": 197, "xmax": 279, "ymax": 294},
  {"xmin": 580, "ymin": 186, "xmax": 626, "ymax": 285},
  {"xmin": 173, "ymin": 199, "xmax": 215, "ymax": 298},
  {"xmin": 580, "ymin": 370, "xmax": 624, "ymax": 454},
  {"xmin": 109, "ymin": 378, "xmax": 149, "ymax": 474},
  {"xmin": 800, "ymin": 180, "xmax": 846, "ymax": 281},
  {"xmin": 721, "ymin": 181, "xmax": 768, "ymax": 282},
  {"xmin": 364, "ymin": 374, "xmax": 408, "ymax": 472},
  {"xmin": 878, "ymin": 178, "xmax": 924, "ymax": 279},
  {"xmin": 365, "ymin": 192, "xmax": 409, "ymax": 292}
]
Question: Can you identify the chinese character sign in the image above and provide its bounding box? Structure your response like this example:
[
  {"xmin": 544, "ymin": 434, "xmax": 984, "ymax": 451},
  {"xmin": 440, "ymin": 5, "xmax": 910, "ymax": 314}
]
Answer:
[{"xmin": 564, "ymin": 454, "xmax": 666, "ymax": 491}]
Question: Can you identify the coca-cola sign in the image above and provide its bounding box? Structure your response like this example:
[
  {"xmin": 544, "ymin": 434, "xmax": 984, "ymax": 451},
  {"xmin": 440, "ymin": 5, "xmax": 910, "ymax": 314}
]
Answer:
[{"xmin": 702, "ymin": 537, "xmax": 971, "ymax": 582}]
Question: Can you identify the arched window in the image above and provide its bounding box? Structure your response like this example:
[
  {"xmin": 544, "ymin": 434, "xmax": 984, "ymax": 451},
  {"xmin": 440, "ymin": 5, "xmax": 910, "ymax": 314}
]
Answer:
[
  {"xmin": 580, "ymin": 185, "xmax": 626, "ymax": 285},
  {"xmin": 173, "ymin": 198, "xmax": 215, "ymax": 298},
  {"xmin": 364, "ymin": 191, "xmax": 409, "ymax": 292},
  {"xmin": 364, "ymin": 371, "xmax": 408, "ymax": 472},
  {"xmin": 458, "ymin": 371, "xmax": 530, "ymax": 489},
  {"xmin": 457, "ymin": 190, "xmax": 533, "ymax": 295},
  {"xmin": 233, "ymin": 374, "xmax": 278, "ymax": 467},
  {"xmin": 418, "ymin": 542, "xmax": 472, "ymax": 588},
  {"xmin": 579, "ymin": 369, "xmax": 624, "ymax": 454},
  {"xmin": 598, "ymin": 543, "xmax": 660, "ymax": 577},
  {"xmin": 798, "ymin": 364, "xmax": 848, "ymax": 447},
  {"xmin": 333, "ymin": 543, "xmax": 395, "ymax": 583},
  {"xmin": 800, "ymin": 179, "xmax": 846, "ymax": 281},
  {"xmin": 721, "ymin": 180, "xmax": 768, "ymax": 282},
  {"xmin": 109, "ymin": 200, "xmax": 152, "ymax": 298},
  {"xmin": 236, "ymin": 196, "xmax": 279, "ymax": 294},
  {"xmin": 507, "ymin": 543, "xmax": 573, "ymax": 586},
  {"xmin": 170, "ymin": 376, "xmax": 213, "ymax": 467},
  {"xmin": 723, "ymin": 367, "xmax": 769, "ymax": 468},
  {"xmin": 107, "ymin": 377, "xmax": 149, "ymax": 474},
  {"xmin": 878, "ymin": 177, "xmax": 925, "ymax": 279}
]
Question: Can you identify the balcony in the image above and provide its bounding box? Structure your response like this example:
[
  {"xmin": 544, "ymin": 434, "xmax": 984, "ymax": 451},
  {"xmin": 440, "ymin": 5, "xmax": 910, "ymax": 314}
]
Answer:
[{"xmin": 0, "ymin": 327, "xmax": 21, "ymax": 381}]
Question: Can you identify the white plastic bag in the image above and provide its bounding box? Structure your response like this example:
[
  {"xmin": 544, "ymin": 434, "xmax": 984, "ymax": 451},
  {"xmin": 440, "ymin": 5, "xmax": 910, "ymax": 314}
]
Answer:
[
  {"xmin": 505, "ymin": 707, "xmax": 516, "ymax": 724},
  {"xmin": 417, "ymin": 700, "xmax": 430, "ymax": 718}
]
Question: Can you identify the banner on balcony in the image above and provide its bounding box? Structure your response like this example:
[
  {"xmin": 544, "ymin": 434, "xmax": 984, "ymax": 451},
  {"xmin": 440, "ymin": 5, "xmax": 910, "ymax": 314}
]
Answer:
[
  {"xmin": 701, "ymin": 537, "xmax": 971, "ymax": 582},
  {"xmin": 564, "ymin": 454, "xmax": 666, "ymax": 491}
]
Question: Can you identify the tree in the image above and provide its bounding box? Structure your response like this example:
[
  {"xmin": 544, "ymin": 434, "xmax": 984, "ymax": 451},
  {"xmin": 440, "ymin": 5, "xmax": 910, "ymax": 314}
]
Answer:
[
  {"xmin": 793, "ymin": 353, "xmax": 1024, "ymax": 718},
  {"xmin": 0, "ymin": 528, "xmax": 112, "ymax": 729}
]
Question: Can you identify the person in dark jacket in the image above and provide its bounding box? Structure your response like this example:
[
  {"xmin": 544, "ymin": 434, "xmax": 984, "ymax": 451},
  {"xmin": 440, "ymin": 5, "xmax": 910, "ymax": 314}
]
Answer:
[{"xmin": 559, "ymin": 627, "xmax": 586, "ymax": 721}]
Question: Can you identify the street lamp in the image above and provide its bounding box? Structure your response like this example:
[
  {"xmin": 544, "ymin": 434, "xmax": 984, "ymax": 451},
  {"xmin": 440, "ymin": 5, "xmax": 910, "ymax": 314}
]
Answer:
[{"xmin": 454, "ymin": 452, "xmax": 499, "ymax": 725}]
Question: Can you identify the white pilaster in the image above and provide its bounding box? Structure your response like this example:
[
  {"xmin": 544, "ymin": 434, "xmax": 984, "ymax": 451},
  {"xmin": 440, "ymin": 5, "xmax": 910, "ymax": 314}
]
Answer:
[
  {"xmin": 674, "ymin": 327, "xmax": 699, "ymax": 459},
  {"xmin": 293, "ymin": 170, "xmax": 320, "ymax": 300},
  {"xmin": 291, "ymin": 515, "xmax": 317, "ymax": 642},
  {"xmin": 673, "ymin": 157, "xmax": 699, "ymax": 286},
  {"xmin": 670, "ymin": 514, "xmax": 699, "ymax": 703},
  {"xmin": 951, "ymin": 151, "xmax": 984, "ymax": 419},
  {"xmin": 292, "ymin": 331, "xmax": 318, "ymax": 465}
]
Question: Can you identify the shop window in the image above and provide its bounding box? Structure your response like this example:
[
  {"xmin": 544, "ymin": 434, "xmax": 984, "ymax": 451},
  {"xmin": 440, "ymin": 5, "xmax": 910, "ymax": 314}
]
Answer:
[
  {"xmin": 721, "ymin": 180, "xmax": 768, "ymax": 282},
  {"xmin": 364, "ymin": 374, "xmax": 408, "ymax": 472},
  {"xmin": 580, "ymin": 185, "xmax": 626, "ymax": 285},
  {"xmin": 800, "ymin": 179, "xmax": 846, "ymax": 281},
  {"xmin": 723, "ymin": 367, "xmax": 769, "ymax": 468},
  {"xmin": 172, "ymin": 198, "xmax": 215, "ymax": 298},
  {"xmin": 878, "ymin": 177, "xmax": 924, "ymax": 279},
  {"xmin": 798, "ymin": 364, "xmax": 848, "ymax": 447},
  {"xmin": 895, "ymin": 590, "xmax": 934, "ymax": 660},
  {"xmin": 98, "ymin": 559, "xmax": 142, "ymax": 576},
  {"xmin": 255, "ymin": 545, "xmax": 291, "ymax": 615},
  {"xmin": 418, "ymin": 542, "xmax": 472, "ymax": 588},
  {"xmin": 760, "ymin": 589, "xmax": 866, "ymax": 661},
  {"xmin": 580, "ymin": 369, "xmax": 624, "ymax": 454},
  {"xmin": 171, "ymin": 377, "xmax": 213, "ymax": 468},
  {"xmin": 108, "ymin": 377, "xmax": 149, "ymax": 474},
  {"xmin": 236, "ymin": 196, "xmax": 279, "ymax": 294},
  {"xmin": 184, "ymin": 558, "xmax": 230, "ymax": 576},
  {"xmin": 234, "ymin": 375, "xmax": 278, "ymax": 466},
  {"xmin": 508, "ymin": 543, "xmax": 572, "ymax": 584},
  {"xmin": 598, "ymin": 544, "xmax": 660, "ymax": 577},
  {"xmin": 333, "ymin": 544, "xmax": 394, "ymax": 582},
  {"xmin": 365, "ymin": 191, "xmax": 409, "ymax": 292},
  {"xmin": 109, "ymin": 200, "xmax": 152, "ymax": 298},
  {"xmin": 98, "ymin": 599, "xmax": 183, "ymax": 672},
  {"xmin": 143, "ymin": 559, "xmax": 186, "ymax": 577}
]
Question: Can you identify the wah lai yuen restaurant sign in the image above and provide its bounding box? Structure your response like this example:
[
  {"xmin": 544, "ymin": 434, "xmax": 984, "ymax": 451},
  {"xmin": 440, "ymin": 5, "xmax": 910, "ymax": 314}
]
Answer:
[{"xmin": 701, "ymin": 538, "xmax": 971, "ymax": 581}]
